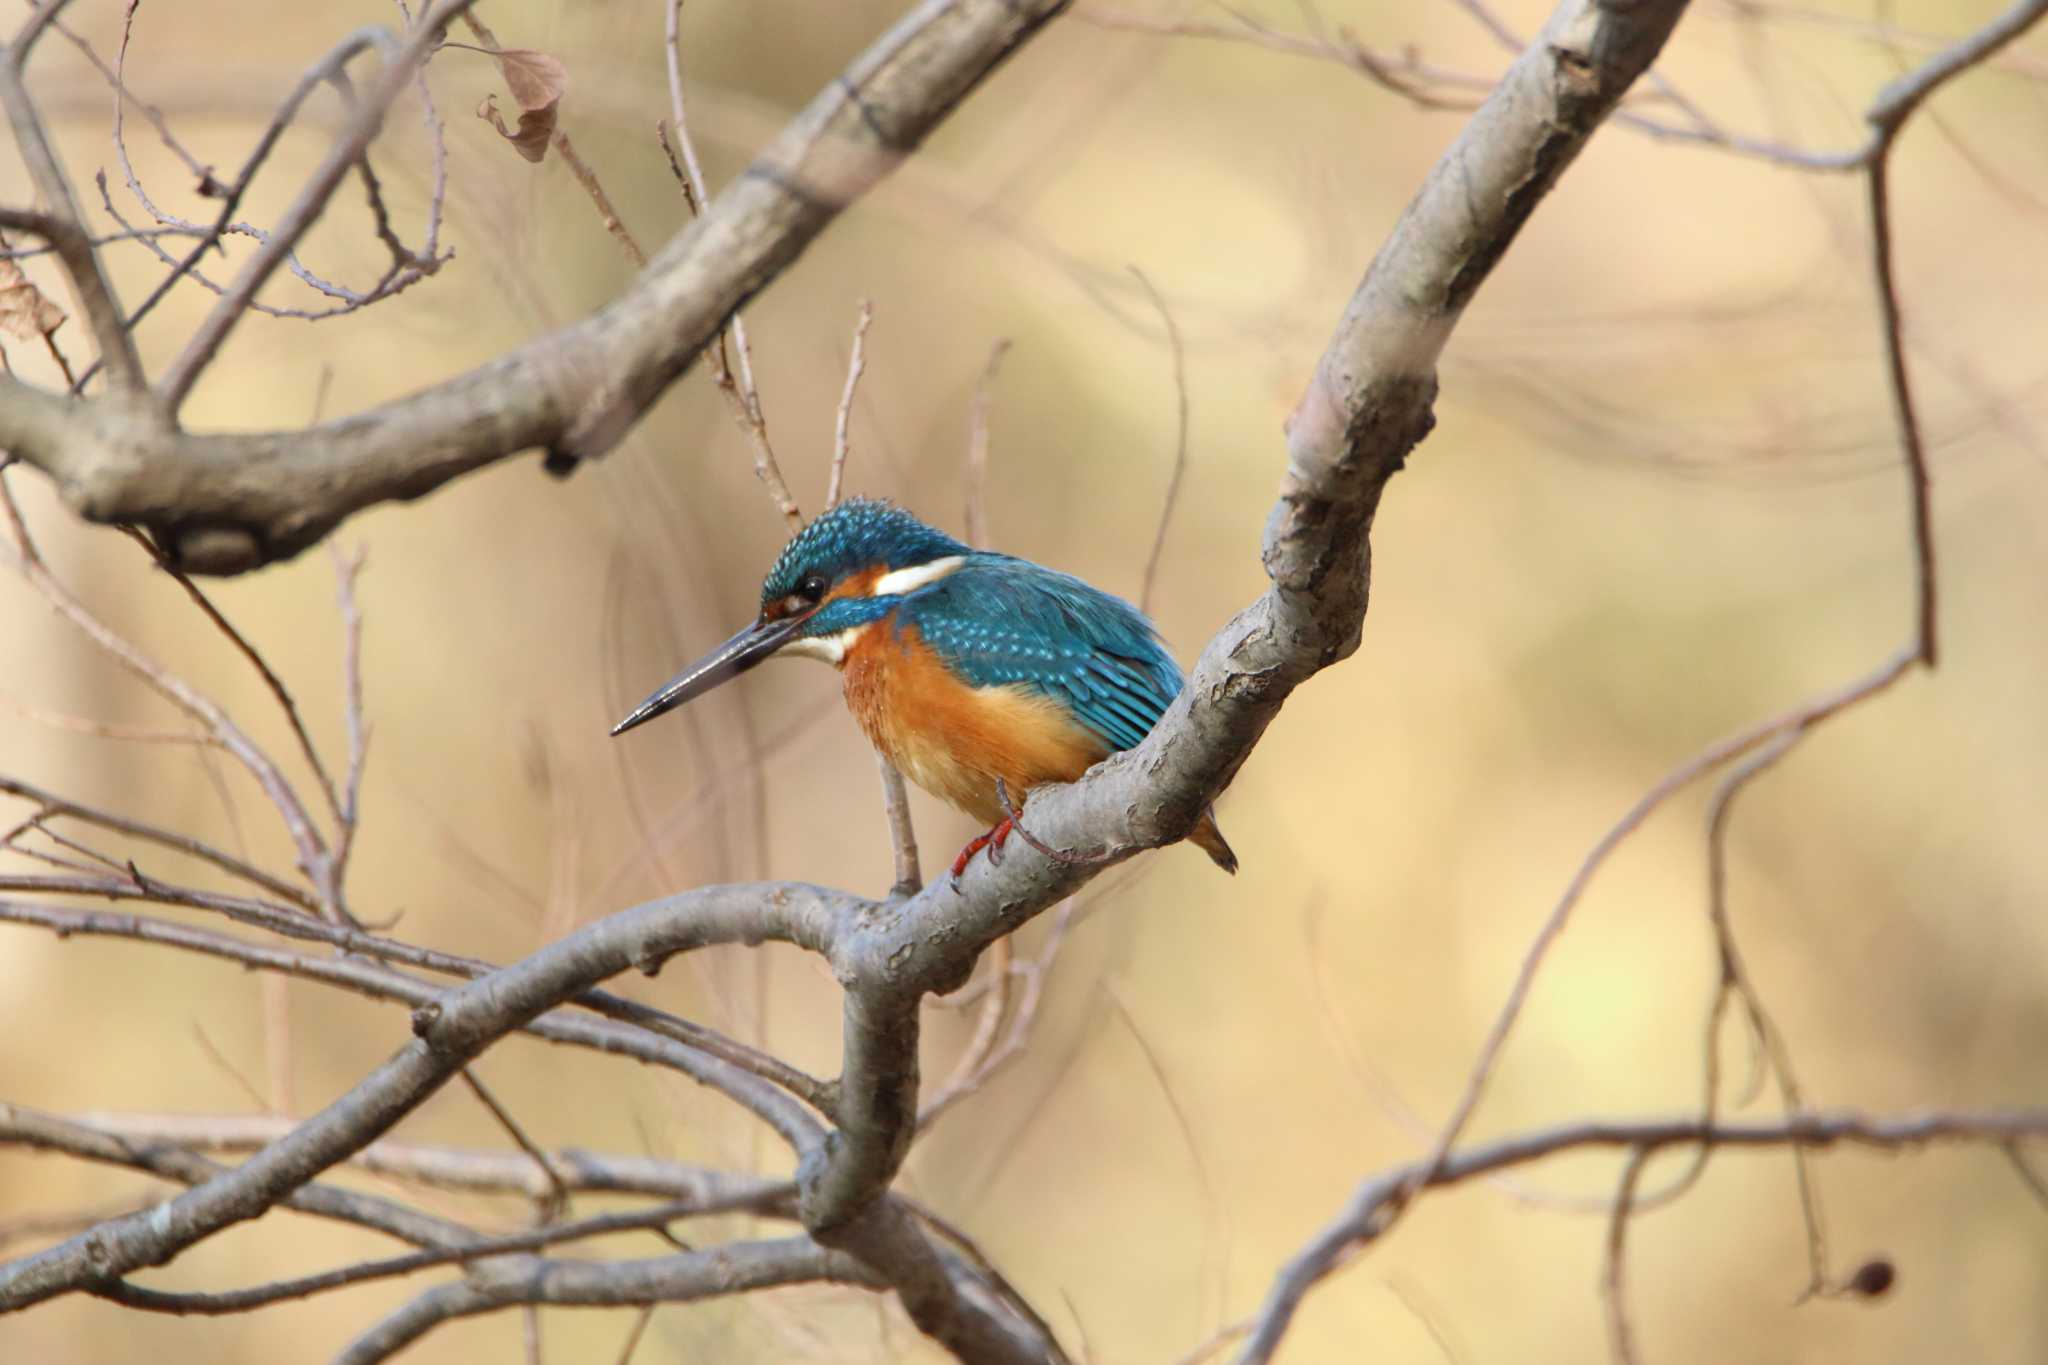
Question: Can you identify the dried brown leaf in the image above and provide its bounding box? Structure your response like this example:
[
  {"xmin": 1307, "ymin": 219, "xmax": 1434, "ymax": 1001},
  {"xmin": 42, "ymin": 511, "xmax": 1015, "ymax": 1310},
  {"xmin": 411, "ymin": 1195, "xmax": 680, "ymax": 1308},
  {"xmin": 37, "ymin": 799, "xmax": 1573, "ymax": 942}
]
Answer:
[
  {"xmin": 493, "ymin": 48, "xmax": 568, "ymax": 112},
  {"xmin": 0, "ymin": 260, "xmax": 65, "ymax": 339},
  {"xmin": 477, "ymin": 93, "xmax": 556, "ymax": 165}
]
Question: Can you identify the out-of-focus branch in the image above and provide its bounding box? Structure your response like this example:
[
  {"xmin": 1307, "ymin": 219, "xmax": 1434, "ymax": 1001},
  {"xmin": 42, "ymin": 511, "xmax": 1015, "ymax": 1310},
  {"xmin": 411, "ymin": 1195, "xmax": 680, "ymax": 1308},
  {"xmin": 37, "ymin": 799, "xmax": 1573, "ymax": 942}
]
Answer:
[
  {"xmin": 1129, "ymin": 265, "xmax": 1188, "ymax": 616},
  {"xmin": 0, "ymin": 0, "xmax": 1072, "ymax": 572},
  {"xmin": 1233, "ymin": 5, "xmax": 2042, "ymax": 1348},
  {"xmin": 1236, "ymin": 1108, "xmax": 2048, "ymax": 1363},
  {"xmin": 0, "ymin": 773, "xmax": 316, "ymax": 911},
  {"xmin": 336, "ymin": 1240, "xmax": 880, "ymax": 1365},
  {"xmin": 0, "ymin": 34, "xmax": 147, "ymax": 393},
  {"xmin": 962, "ymin": 338, "xmax": 1010, "ymax": 549},
  {"xmin": 664, "ymin": 0, "xmax": 802, "ymax": 531},
  {"xmin": 156, "ymin": 0, "xmax": 475, "ymax": 408},
  {"xmin": 0, "ymin": 1101, "xmax": 477, "ymax": 1252},
  {"xmin": 0, "ymin": 882, "xmax": 853, "ymax": 1310},
  {"xmin": 94, "ymin": 1187, "xmax": 796, "ymax": 1316},
  {"xmin": 827, "ymin": 298, "xmax": 874, "ymax": 512},
  {"xmin": 0, "ymin": 896, "xmax": 828, "ymax": 1146},
  {"xmin": 62, "ymin": 1110, "xmax": 788, "ymax": 1203}
]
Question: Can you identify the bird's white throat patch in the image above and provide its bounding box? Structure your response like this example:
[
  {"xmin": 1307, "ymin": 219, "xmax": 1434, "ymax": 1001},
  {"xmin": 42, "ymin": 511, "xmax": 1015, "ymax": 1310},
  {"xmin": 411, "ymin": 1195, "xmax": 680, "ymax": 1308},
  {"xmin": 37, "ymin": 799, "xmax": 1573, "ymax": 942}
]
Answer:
[
  {"xmin": 872, "ymin": 555, "xmax": 965, "ymax": 598},
  {"xmin": 779, "ymin": 625, "xmax": 867, "ymax": 665}
]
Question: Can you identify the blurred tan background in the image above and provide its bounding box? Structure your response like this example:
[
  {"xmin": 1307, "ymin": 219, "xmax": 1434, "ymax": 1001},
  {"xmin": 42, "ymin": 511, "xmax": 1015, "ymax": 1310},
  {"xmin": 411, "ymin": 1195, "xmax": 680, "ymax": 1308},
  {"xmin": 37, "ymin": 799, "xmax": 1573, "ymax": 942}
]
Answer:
[{"xmin": 3, "ymin": 0, "xmax": 2046, "ymax": 1360}]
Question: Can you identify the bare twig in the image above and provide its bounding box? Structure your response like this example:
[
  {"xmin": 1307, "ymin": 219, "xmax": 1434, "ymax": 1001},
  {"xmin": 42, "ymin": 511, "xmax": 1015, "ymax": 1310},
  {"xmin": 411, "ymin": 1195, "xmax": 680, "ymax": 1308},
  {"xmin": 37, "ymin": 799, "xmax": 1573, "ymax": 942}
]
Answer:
[
  {"xmin": 1129, "ymin": 265, "xmax": 1189, "ymax": 615},
  {"xmin": 828, "ymin": 299, "xmax": 875, "ymax": 511},
  {"xmin": 119, "ymin": 526, "xmax": 345, "ymax": 830},
  {"xmin": 455, "ymin": 13, "xmax": 645, "ymax": 271},
  {"xmin": 0, "ymin": 42, "xmax": 147, "ymax": 391},
  {"xmin": 1399, "ymin": 648, "xmax": 1916, "ymax": 1243},
  {"xmin": 876, "ymin": 753, "xmax": 922, "ymax": 898},
  {"xmin": 157, "ymin": 0, "xmax": 476, "ymax": 408},
  {"xmin": 93, "ymin": 1189, "xmax": 785, "ymax": 1316},
  {"xmin": 1236, "ymin": 1109, "xmax": 2048, "ymax": 1363},
  {"xmin": 0, "ymin": 773, "xmax": 317, "ymax": 911},
  {"xmin": 330, "ymin": 544, "xmax": 370, "ymax": 893},
  {"xmin": 920, "ymin": 899, "xmax": 1075, "ymax": 1128},
  {"xmin": 1602, "ymin": 1146, "xmax": 1652, "ymax": 1365},
  {"xmin": 663, "ymin": 0, "xmax": 800, "ymax": 531},
  {"xmin": 61, "ymin": 1110, "xmax": 790, "ymax": 1205},
  {"xmin": 962, "ymin": 339, "xmax": 1012, "ymax": 550},
  {"xmin": 459, "ymin": 1068, "xmax": 571, "ymax": 1220},
  {"xmin": 3, "ymin": 0, "xmax": 1071, "ymax": 571},
  {"xmin": 0, "ymin": 895, "xmax": 828, "ymax": 1147},
  {"xmin": 1076, "ymin": 7, "xmax": 1491, "ymax": 113},
  {"xmin": 5, "ymin": 529, "xmax": 345, "ymax": 921},
  {"xmin": 557, "ymin": 133, "xmax": 646, "ymax": 268}
]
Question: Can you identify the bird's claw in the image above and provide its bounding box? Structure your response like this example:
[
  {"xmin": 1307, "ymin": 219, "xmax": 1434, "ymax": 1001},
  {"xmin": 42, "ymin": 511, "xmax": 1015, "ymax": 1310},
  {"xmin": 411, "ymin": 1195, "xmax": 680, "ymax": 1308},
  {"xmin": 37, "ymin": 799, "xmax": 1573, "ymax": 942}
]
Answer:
[{"xmin": 947, "ymin": 817, "xmax": 1016, "ymax": 884}]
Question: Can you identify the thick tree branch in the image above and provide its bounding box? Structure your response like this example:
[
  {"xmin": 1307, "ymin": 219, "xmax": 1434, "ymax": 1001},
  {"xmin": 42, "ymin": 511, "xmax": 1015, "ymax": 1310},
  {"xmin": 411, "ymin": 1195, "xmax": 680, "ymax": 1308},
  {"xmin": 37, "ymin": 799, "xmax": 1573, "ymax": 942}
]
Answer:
[
  {"xmin": 786, "ymin": 0, "xmax": 1694, "ymax": 1246},
  {"xmin": 0, "ymin": 0, "xmax": 1071, "ymax": 572}
]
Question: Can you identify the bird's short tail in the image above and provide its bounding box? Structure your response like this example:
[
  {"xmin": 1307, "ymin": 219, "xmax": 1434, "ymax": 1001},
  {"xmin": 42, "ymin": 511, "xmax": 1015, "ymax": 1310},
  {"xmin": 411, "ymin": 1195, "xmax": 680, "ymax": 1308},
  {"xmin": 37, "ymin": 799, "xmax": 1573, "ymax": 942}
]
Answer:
[{"xmin": 1190, "ymin": 806, "xmax": 1238, "ymax": 875}]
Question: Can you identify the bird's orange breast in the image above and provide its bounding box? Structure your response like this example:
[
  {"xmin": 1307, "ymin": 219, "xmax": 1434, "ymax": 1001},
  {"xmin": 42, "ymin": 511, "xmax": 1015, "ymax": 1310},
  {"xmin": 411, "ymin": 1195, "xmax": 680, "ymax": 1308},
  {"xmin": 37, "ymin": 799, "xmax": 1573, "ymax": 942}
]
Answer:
[{"xmin": 841, "ymin": 618, "xmax": 1108, "ymax": 827}]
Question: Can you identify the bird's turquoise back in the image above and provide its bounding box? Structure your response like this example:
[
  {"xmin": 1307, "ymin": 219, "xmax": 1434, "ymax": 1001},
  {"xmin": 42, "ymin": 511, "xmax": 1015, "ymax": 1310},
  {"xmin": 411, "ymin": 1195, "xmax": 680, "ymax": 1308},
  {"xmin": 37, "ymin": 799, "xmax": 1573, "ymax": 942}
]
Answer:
[{"xmin": 900, "ymin": 557, "xmax": 1184, "ymax": 754}]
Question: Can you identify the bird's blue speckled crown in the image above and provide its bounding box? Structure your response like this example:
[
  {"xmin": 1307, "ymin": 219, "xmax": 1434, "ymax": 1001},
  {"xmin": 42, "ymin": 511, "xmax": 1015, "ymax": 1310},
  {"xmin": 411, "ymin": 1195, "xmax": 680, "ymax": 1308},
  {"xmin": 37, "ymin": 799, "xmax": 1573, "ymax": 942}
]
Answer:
[{"xmin": 761, "ymin": 498, "xmax": 968, "ymax": 603}]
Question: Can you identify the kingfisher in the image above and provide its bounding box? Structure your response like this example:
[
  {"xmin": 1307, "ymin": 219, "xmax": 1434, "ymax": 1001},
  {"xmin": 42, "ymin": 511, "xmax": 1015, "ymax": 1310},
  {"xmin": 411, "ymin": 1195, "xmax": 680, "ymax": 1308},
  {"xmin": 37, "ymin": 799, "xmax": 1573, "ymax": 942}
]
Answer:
[{"xmin": 611, "ymin": 498, "xmax": 1236, "ymax": 880}]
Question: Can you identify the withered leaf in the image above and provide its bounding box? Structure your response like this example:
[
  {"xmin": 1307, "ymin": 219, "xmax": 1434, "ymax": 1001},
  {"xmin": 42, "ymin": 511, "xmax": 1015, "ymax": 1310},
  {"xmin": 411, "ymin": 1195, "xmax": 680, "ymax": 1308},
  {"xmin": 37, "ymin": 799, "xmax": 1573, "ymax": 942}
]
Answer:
[
  {"xmin": 477, "ymin": 92, "xmax": 556, "ymax": 165},
  {"xmin": 493, "ymin": 48, "xmax": 567, "ymax": 113},
  {"xmin": 0, "ymin": 259, "xmax": 65, "ymax": 340}
]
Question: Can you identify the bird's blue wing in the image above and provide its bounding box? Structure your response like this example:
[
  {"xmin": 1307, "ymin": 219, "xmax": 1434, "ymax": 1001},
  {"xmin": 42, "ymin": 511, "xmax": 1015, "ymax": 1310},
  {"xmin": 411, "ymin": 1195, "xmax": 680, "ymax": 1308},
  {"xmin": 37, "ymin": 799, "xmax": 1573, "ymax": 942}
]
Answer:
[{"xmin": 900, "ymin": 557, "xmax": 1184, "ymax": 753}]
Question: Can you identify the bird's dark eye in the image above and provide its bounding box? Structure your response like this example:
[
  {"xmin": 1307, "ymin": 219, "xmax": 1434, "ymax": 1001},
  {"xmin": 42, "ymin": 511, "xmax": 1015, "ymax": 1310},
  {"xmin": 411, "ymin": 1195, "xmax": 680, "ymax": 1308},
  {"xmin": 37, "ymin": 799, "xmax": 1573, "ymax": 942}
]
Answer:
[{"xmin": 797, "ymin": 572, "xmax": 828, "ymax": 603}]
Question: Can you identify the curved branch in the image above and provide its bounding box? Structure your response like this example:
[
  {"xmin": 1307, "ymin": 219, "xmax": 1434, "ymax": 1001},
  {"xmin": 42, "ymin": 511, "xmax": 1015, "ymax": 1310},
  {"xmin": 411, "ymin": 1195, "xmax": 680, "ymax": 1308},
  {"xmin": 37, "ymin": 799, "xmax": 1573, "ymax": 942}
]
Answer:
[
  {"xmin": 0, "ymin": 0, "xmax": 1071, "ymax": 573},
  {"xmin": 1235, "ymin": 1107, "xmax": 2048, "ymax": 1362},
  {"xmin": 336, "ymin": 1240, "xmax": 879, "ymax": 1365},
  {"xmin": 791, "ymin": 0, "xmax": 1694, "ymax": 1242}
]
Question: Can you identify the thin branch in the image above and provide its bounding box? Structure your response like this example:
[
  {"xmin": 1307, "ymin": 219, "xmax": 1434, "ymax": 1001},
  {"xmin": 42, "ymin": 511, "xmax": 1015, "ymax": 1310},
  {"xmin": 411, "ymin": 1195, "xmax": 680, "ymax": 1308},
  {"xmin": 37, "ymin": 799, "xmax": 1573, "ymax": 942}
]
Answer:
[
  {"xmin": 827, "ymin": 298, "xmax": 874, "ymax": 511},
  {"xmin": 876, "ymin": 752, "xmax": 922, "ymax": 899},
  {"xmin": 156, "ymin": 0, "xmax": 475, "ymax": 408},
  {"xmin": 330, "ymin": 544, "xmax": 370, "ymax": 893},
  {"xmin": 2, "ymin": 0, "xmax": 1072, "ymax": 571},
  {"xmin": 0, "ymin": 895, "xmax": 829, "ymax": 1148},
  {"xmin": 459, "ymin": 1068, "xmax": 571, "ymax": 1220},
  {"xmin": 94, "ymin": 1189, "xmax": 790, "ymax": 1316},
  {"xmin": 663, "ymin": 0, "xmax": 800, "ymax": 531},
  {"xmin": 0, "ymin": 42, "xmax": 147, "ymax": 391},
  {"xmin": 0, "ymin": 773, "xmax": 317, "ymax": 912},
  {"xmin": 962, "ymin": 338, "xmax": 1012, "ymax": 550},
  {"xmin": 0, "ymin": 1101, "xmax": 477, "ymax": 1252},
  {"xmin": 65, "ymin": 1111, "xmax": 790, "ymax": 1205},
  {"xmin": 1129, "ymin": 265, "xmax": 1189, "ymax": 616},
  {"xmin": 119, "ymin": 526, "xmax": 345, "ymax": 830},
  {"xmin": 1076, "ymin": 7, "xmax": 1491, "ymax": 113},
  {"xmin": 336, "ymin": 1239, "xmax": 879, "ymax": 1365},
  {"xmin": 1601, "ymin": 1146, "xmax": 1652, "ymax": 1365},
  {"xmin": 0, "ymin": 880, "xmax": 855, "ymax": 1309},
  {"xmin": 6, "ymin": 530, "xmax": 344, "ymax": 921},
  {"xmin": 556, "ymin": 133, "xmax": 646, "ymax": 268},
  {"xmin": 1235, "ymin": 1109, "xmax": 2048, "ymax": 1363}
]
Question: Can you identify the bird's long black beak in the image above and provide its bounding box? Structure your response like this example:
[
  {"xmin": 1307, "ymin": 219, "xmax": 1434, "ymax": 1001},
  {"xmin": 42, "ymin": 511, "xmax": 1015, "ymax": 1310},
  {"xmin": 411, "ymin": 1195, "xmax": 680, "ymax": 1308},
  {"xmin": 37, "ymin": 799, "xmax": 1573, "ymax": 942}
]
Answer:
[{"xmin": 610, "ymin": 613, "xmax": 807, "ymax": 737}]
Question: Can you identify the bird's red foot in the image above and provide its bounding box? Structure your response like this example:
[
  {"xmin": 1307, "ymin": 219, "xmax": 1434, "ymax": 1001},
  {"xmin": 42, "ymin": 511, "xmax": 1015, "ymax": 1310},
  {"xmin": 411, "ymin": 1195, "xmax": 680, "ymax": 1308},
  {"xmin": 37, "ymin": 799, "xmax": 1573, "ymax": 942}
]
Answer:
[{"xmin": 949, "ymin": 817, "xmax": 1016, "ymax": 881}]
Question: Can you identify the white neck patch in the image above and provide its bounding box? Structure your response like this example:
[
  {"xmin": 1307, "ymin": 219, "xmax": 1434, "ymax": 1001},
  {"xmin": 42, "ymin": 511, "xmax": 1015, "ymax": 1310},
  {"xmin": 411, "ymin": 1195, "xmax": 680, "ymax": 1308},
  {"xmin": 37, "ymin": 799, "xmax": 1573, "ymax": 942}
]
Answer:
[
  {"xmin": 872, "ymin": 555, "xmax": 965, "ymax": 598},
  {"xmin": 778, "ymin": 625, "xmax": 868, "ymax": 666}
]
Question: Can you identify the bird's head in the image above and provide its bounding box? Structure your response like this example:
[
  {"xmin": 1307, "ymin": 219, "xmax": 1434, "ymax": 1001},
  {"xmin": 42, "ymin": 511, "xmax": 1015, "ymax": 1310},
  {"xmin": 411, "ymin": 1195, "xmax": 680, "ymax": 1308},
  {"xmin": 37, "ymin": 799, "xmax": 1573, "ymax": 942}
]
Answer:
[{"xmin": 611, "ymin": 498, "xmax": 969, "ymax": 737}]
